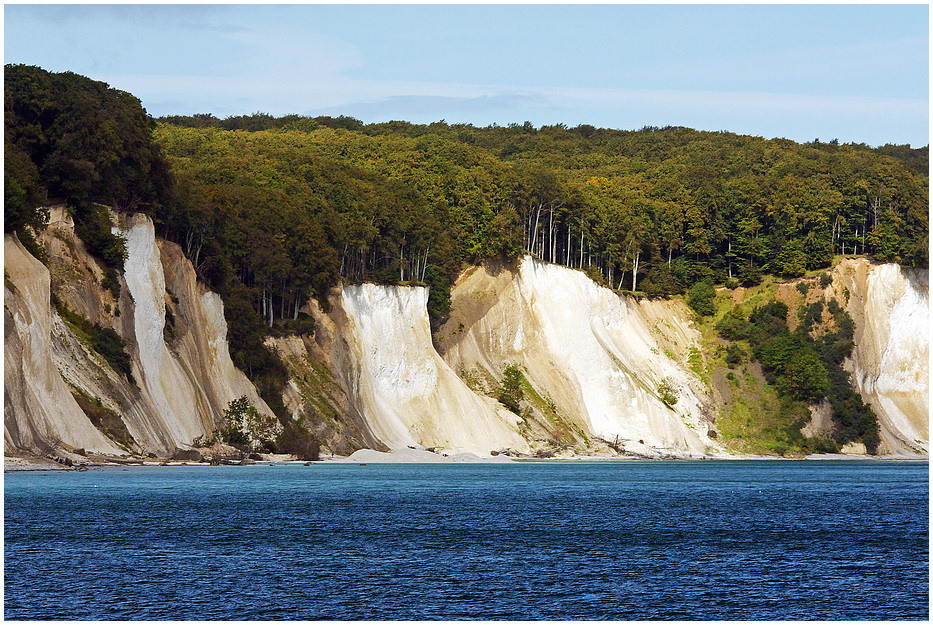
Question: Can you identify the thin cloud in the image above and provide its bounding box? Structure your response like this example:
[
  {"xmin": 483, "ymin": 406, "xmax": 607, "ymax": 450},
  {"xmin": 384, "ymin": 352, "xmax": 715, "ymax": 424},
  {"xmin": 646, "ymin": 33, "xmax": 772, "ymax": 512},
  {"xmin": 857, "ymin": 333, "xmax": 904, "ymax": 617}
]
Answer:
[{"xmin": 6, "ymin": 4, "xmax": 249, "ymax": 33}]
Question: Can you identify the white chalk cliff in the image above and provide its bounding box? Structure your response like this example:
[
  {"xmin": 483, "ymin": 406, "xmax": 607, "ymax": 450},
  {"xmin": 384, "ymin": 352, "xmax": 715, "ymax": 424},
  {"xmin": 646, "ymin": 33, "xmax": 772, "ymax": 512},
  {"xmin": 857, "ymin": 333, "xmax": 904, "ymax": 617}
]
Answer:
[
  {"xmin": 4, "ymin": 209, "xmax": 272, "ymax": 458},
  {"xmin": 319, "ymin": 284, "xmax": 529, "ymax": 455},
  {"xmin": 5, "ymin": 212, "xmax": 929, "ymax": 459},
  {"xmin": 833, "ymin": 259, "xmax": 929, "ymax": 455},
  {"xmin": 4, "ymin": 234, "xmax": 124, "ymax": 455},
  {"xmin": 437, "ymin": 258, "xmax": 716, "ymax": 456}
]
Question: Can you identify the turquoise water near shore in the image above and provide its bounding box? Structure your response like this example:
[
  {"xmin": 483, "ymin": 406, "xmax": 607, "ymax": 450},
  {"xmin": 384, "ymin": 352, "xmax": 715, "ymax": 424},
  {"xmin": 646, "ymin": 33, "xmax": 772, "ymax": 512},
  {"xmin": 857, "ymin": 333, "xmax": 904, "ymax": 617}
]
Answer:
[{"xmin": 4, "ymin": 461, "xmax": 928, "ymax": 619}]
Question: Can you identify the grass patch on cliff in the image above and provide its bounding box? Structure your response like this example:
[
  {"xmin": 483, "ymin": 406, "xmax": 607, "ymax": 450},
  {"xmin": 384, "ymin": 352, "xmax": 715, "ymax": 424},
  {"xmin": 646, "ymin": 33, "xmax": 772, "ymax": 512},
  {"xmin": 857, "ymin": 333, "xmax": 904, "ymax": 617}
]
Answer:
[
  {"xmin": 497, "ymin": 363, "xmax": 587, "ymax": 449},
  {"xmin": 285, "ymin": 353, "xmax": 344, "ymax": 423},
  {"xmin": 710, "ymin": 275, "xmax": 877, "ymax": 454},
  {"xmin": 691, "ymin": 277, "xmax": 855, "ymax": 456},
  {"xmin": 279, "ymin": 352, "xmax": 369, "ymax": 454},
  {"xmin": 52, "ymin": 294, "xmax": 134, "ymax": 383},
  {"xmin": 69, "ymin": 386, "xmax": 136, "ymax": 451},
  {"xmin": 714, "ymin": 366, "xmax": 840, "ymax": 456}
]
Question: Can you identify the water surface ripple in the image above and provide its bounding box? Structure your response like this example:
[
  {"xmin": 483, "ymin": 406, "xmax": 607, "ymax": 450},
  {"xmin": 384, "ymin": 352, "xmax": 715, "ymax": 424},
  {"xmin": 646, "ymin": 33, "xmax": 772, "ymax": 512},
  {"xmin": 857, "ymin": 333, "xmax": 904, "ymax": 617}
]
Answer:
[{"xmin": 4, "ymin": 461, "xmax": 928, "ymax": 620}]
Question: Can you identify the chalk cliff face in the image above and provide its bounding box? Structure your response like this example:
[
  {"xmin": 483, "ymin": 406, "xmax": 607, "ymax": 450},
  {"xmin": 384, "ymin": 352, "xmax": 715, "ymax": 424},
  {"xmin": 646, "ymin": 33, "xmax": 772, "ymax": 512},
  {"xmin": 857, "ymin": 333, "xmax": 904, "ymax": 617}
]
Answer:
[
  {"xmin": 436, "ymin": 258, "xmax": 716, "ymax": 456},
  {"xmin": 282, "ymin": 258, "xmax": 717, "ymax": 458},
  {"xmin": 265, "ymin": 329, "xmax": 384, "ymax": 456},
  {"xmin": 832, "ymin": 259, "xmax": 929, "ymax": 455},
  {"xmin": 4, "ymin": 209, "xmax": 272, "ymax": 458},
  {"xmin": 5, "ymin": 212, "xmax": 928, "ymax": 459},
  {"xmin": 4, "ymin": 235, "xmax": 124, "ymax": 455},
  {"xmin": 327, "ymin": 285, "xmax": 529, "ymax": 455}
]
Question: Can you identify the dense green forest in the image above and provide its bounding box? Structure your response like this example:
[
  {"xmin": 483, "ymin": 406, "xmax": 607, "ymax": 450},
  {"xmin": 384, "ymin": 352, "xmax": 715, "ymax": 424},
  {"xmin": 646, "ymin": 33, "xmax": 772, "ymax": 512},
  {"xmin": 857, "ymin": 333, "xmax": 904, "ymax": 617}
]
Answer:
[{"xmin": 5, "ymin": 65, "xmax": 927, "ymax": 449}]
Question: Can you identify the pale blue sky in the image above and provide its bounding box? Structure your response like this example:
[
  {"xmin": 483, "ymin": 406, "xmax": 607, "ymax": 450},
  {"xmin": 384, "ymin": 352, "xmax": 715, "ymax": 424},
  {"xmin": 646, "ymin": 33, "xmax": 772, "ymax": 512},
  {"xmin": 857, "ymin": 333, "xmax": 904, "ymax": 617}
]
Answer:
[{"xmin": 4, "ymin": 4, "xmax": 929, "ymax": 147}]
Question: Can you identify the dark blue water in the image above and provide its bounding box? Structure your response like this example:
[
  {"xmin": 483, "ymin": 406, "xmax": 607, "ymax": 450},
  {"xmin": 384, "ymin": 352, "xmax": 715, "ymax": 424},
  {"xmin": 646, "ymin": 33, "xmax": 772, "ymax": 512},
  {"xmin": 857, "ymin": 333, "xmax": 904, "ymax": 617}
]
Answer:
[{"xmin": 4, "ymin": 461, "xmax": 928, "ymax": 620}]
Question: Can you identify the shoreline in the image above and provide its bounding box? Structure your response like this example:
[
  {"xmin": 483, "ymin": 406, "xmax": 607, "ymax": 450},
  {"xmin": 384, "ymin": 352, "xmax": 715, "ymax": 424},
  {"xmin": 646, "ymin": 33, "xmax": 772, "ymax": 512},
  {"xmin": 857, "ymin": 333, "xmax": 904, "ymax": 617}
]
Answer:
[{"xmin": 5, "ymin": 447, "xmax": 928, "ymax": 471}]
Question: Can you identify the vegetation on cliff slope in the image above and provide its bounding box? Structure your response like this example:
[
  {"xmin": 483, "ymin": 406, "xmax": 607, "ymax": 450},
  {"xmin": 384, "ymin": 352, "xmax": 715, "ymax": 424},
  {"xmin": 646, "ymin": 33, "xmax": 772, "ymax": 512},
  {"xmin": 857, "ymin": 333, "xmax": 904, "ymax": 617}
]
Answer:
[{"xmin": 704, "ymin": 275, "xmax": 879, "ymax": 455}]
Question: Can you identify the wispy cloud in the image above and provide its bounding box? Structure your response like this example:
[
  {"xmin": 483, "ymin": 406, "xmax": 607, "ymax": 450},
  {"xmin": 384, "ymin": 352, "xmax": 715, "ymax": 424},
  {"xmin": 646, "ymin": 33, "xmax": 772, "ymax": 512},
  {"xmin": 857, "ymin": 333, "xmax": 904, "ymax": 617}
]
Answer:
[{"xmin": 7, "ymin": 4, "xmax": 249, "ymax": 33}]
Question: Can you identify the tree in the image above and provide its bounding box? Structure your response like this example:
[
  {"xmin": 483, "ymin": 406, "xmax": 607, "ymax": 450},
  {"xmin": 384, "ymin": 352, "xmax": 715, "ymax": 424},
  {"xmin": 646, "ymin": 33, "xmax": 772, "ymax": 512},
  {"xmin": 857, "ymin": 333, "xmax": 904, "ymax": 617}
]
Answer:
[
  {"xmin": 687, "ymin": 281, "xmax": 716, "ymax": 317},
  {"xmin": 218, "ymin": 396, "xmax": 278, "ymax": 451},
  {"xmin": 773, "ymin": 239, "xmax": 807, "ymax": 277},
  {"xmin": 498, "ymin": 365, "xmax": 524, "ymax": 414},
  {"xmin": 780, "ymin": 350, "xmax": 829, "ymax": 401},
  {"xmin": 5, "ymin": 64, "xmax": 170, "ymax": 212}
]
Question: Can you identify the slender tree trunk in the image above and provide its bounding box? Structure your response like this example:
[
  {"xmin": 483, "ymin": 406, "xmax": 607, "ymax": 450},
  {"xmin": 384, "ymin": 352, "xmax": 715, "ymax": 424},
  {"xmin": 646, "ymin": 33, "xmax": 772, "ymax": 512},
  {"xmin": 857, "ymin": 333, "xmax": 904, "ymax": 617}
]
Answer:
[
  {"xmin": 579, "ymin": 229, "xmax": 584, "ymax": 269},
  {"xmin": 531, "ymin": 204, "xmax": 542, "ymax": 256},
  {"xmin": 281, "ymin": 279, "xmax": 286, "ymax": 320},
  {"xmin": 727, "ymin": 238, "xmax": 732, "ymax": 280},
  {"xmin": 632, "ymin": 252, "xmax": 640, "ymax": 292},
  {"xmin": 192, "ymin": 237, "xmax": 203, "ymax": 271},
  {"xmin": 565, "ymin": 224, "xmax": 571, "ymax": 266}
]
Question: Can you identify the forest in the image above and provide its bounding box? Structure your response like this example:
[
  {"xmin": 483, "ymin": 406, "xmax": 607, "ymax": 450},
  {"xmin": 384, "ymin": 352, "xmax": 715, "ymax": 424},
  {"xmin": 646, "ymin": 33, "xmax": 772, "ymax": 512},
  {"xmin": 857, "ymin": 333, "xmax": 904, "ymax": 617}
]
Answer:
[{"xmin": 5, "ymin": 65, "xmax": 928, "ymax": 450}]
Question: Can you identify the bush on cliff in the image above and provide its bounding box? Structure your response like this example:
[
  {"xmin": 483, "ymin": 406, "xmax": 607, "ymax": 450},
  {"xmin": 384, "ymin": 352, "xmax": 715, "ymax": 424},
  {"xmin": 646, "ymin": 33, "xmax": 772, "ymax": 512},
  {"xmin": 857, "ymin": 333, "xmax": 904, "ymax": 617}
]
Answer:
[{"xmin": 497, "ymin": 365, "xmax": 524, "ymax": 414}]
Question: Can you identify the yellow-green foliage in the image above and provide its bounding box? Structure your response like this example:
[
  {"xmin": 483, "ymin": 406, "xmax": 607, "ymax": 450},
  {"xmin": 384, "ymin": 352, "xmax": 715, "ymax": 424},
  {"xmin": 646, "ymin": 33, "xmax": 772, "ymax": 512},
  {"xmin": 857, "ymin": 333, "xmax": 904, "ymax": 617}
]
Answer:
[
  {"xmin": 285, "ymin": 354, "xmax": 343, "ymax": 424},
  {"xmin": 516, "ymin": 366, "xmax": 586, "ymax": 447},
  {"xmin": 715, "ymin": 366, "xmax": 816, "ymax": 456}
]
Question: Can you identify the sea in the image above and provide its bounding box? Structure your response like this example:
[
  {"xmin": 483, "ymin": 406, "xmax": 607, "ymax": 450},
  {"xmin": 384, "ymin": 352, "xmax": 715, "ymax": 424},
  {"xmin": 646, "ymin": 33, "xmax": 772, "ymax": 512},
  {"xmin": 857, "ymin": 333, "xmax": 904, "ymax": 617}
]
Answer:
[{"xmin": 4, "ymin": 460, "xmax": 928, "ymax": 620}]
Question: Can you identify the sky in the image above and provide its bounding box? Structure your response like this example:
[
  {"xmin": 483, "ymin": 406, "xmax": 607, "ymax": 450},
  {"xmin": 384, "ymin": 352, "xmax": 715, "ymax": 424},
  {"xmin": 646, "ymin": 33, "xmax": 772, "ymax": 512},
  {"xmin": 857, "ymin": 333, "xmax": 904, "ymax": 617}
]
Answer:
[{"xmin": 4, "ymin": 4, "xmax": 929, "ymax": 147}]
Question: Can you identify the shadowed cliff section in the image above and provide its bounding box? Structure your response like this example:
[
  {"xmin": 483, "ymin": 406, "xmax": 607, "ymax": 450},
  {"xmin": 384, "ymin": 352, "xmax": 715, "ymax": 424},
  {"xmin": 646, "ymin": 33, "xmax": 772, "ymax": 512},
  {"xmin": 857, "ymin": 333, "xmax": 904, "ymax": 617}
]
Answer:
[{"xmin": 4, "ymin": 208, "xmax": 274, "ymax": 460}]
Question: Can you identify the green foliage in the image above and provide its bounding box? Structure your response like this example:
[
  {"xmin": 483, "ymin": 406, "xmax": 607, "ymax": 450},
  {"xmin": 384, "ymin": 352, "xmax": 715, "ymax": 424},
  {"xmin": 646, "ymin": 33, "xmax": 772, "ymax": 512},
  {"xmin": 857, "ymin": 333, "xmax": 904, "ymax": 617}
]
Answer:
[
  {"xmin": 74, "ymin": 203, "xmax": 128, "ymax": 270},
  {"xmin": 756, "ymin": 333, "xmax": 808, "ymax": 380},
  {"xmin": 7, "ymin": 69, "xmax": 923, "ymax": 441},
  {"xmin": 796, "ymin": 281, "xmax": 809, "ymax": 295},
  {"xmin": 773, "ymin": 240, "xmax": 807, "ymax": 277},
  {"xmin": 276, "ymin": 419, "xmax": 321, "ymax": 461},
  {"xmin": 91, "ymin": 325, "xmax": 133, "ymax": 381},
  {"xmin": 779, "ymin": 350, "xmax": 829, "ymax": 402},
  {"xmin": 799, "ymin": 301, "xmax": 824, "ymax": 334},
  {"xmin": 737, "ymin": 263, "xmax": 763, "ymax": 287},
  {"xmin": 498, "ymin": 364, "xmax": 525, "ymax": 414},
  {"xmin": 819, "ymin": 272, "xmax": 832, "ymax": 289},
  {"xmin": 725, "ymin": 343, "xmax": 746, "ymax": 368},
  {"xmin": 267, "ymin": 314, "xmax": 316, "ymax": 338},
  {"xmin": 657, "ymin": 378, "xmax": 678, "ymax": 408},
  {"xmin": 5, "ymin": 64, "xmax": 170, "ymax": 211},
  {"xmin": 717, "ymin": 292, "xmax": 878, "ymax": 452},
  {"xmin": 101, "ymin": 267, "xmax": 122, "ymax": 300},
  {"xmin": 687, "ymin": 281, "xmax": 716, "ymax": 317},
  {"xmin": 15, "ymin": 225, "xmax": 48, "ymax": 264},
  {"xmin": 70, "ymin": 387, "xmax": 136, "ymax": 450},
  {"xmin": 424, "ymin": 265, "xmax": 452, "ymax": 327},
  {"xmin": 52, "ymin": 294, "xmax": 133, "ymax": 381},
  {"xmin": 717, "ymin": 306, "xmax": 752, "ymax": 341},
  {"xmin": 5, "ymin": 142, "xmax": 50, "ymax": 260},
  {"xmin": 218, "ymin": 396, "xmax": 278, "ymax": 451},
  {"xmin": 641, "ymin": 263, "xmax": 684, "ymax": 298}
]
